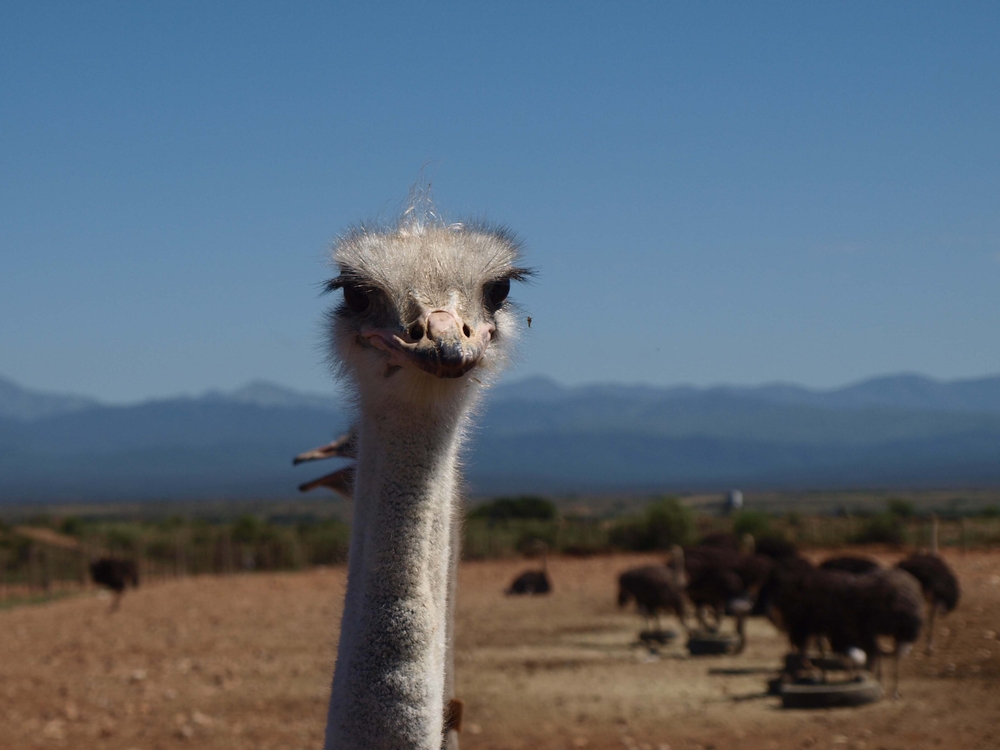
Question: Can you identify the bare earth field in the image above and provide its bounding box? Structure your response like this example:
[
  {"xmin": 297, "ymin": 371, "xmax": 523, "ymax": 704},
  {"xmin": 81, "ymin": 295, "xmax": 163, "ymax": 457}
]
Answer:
[{"xmin": 1, "ymin": 550, "xmax": 999, "ymax": 750}]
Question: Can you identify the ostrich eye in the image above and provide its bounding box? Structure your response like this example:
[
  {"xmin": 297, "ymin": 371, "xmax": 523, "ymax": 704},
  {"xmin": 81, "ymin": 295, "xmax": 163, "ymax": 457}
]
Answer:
[
  {"xmin": 485, "ymin": 278, "xmax": 510, "ymax": 309},
  {"xmin": 342, "ymin": 283, "xmax": 371, "ymax": 313}
]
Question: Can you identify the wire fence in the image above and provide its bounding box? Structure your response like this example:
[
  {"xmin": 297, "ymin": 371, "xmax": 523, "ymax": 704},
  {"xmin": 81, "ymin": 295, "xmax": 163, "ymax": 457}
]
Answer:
[{"xmin": 3, "ymin": 506, "xmax": 999, "ymax": 604}]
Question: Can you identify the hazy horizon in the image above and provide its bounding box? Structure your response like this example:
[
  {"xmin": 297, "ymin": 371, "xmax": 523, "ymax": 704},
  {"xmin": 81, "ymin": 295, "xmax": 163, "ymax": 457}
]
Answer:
[{"xmin": 5, "ymin": 367, "xmax": 1000, "ymax": 408}]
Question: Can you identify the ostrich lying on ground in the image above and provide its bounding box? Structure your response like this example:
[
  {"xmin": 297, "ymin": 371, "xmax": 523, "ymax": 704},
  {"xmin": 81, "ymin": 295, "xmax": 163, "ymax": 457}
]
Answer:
[
  {"xmin": 506, "ymin": 544, "xmax": 551, "ymax": 595},
  {"xmin": 89, "ymin": 558, "xmax": 139, "ymax": 612},
  {"xmin": 896, "ymin": 552, "xmax": 960, "ymax": 654},
  {"xmin": 319, "ymin": 200, "xmax": 530, "ymax": 750}
]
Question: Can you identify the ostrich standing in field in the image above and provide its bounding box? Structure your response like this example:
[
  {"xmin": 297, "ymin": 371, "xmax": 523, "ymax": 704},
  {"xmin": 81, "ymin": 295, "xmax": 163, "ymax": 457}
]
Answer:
[
  {"xmin": 89, "ymin": 557, "xmax": 139, "ymax": 612},
  {"xmin": 319, "ymin": 201, "xmax": 530, "ymax": 750},
  {"xmin": 896, "ymin": 553, "xmax": 960, "ymax": 655},
  {"xmin": 618, "ymin": 566, "xmax": 686, "ymax": 635}
]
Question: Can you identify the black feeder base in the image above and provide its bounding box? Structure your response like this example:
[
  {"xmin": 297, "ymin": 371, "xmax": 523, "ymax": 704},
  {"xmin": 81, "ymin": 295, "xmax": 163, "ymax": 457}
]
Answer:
[
  {"xmin": 638, "ymin": 629, "xmax": 677, "ymax": 645},
  {"xmin": 779, "ymin": 674, "xmax": 883, "ymax": 709},
  {"xmin": 686, "ymin": 631, "xmax": 741, "ymax": 656}
]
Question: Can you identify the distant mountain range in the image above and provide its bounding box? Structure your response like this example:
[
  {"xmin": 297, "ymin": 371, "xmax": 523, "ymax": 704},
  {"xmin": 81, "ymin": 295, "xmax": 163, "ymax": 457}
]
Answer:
[{"xmin": 2, "ymin": 372, "xmax": 1000, "ymax": 502}]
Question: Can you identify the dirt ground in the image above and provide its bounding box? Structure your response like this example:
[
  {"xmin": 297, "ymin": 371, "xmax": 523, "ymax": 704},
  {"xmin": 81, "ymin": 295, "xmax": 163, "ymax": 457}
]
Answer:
[{"xmin": 1, "ymin": 549, "xmax": 998, "ymax": 750}]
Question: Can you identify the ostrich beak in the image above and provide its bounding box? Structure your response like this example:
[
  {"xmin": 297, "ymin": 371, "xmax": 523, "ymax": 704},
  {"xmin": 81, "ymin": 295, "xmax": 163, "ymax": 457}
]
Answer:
[{"xmin": 363, "ymin": 310, "xmax": 493, "ymax": 379}]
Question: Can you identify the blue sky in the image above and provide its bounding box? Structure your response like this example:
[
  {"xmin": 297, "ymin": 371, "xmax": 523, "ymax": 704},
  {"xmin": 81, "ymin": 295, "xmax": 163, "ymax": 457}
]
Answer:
[{"xmin": 2, "ymin": 2, "xmax": 998, "ymax": 402}]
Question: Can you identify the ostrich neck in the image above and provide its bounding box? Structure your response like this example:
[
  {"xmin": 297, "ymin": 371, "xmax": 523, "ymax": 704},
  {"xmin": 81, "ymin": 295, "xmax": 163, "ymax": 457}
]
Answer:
[{"xmin": 325, "ymin": 394, "xmax": 471, "ymax": 750}]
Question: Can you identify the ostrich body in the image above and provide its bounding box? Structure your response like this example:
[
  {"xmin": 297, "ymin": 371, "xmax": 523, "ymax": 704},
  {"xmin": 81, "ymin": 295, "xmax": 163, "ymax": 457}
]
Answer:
[
  {"xmin": 321, "ymin": 208, "xmax": 529, "ymax": 750},
  {"xmin": 819, "ymin": 555, "xmax": 882, "ymax": 575},
  {"xmin": 618, "ymin": 564, "xmax": 687, "ymax": 634},
  {"xmin": 761, "ymin": 558, "xmax": 924, "ymax": 697},
  {"xmin": 506, "ymin": 549, "xmax": 551, "ymax": 595},
  {"xmin": 896, "ymin": 552, "xmax": 960, "ymax": 654},
  {"xmin": 89, "ymin": 558, "xmax": 139, "ymax": 612}
]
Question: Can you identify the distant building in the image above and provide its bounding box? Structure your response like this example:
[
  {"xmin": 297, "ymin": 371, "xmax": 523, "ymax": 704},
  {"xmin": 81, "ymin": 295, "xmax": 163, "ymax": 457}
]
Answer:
[{"xmin": 725, "ymin": 489, "xmax": 744, "ymax": 514}]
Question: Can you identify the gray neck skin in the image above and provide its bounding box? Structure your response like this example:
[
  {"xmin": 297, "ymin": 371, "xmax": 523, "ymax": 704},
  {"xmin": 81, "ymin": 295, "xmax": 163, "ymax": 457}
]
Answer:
[{"xmin": 324, "ymin": 396, "xmax": 468, "ymax": 750}]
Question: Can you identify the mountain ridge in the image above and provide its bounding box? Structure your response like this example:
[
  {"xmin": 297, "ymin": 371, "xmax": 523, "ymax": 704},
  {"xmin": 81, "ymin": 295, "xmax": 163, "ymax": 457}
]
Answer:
[
  {"xmin": 6, "ymin": 371, "xmax": 1000, "ymax": 421},
  {"xmin": 4, "ymin": 371, "xmax": 1000, "ymax": 500}
]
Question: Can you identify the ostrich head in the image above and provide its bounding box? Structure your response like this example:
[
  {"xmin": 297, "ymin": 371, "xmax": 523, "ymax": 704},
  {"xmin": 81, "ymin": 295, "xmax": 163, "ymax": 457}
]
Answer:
[{"xmin": 326, "ymin": 214, "xmax": 530, "ymax": 407}]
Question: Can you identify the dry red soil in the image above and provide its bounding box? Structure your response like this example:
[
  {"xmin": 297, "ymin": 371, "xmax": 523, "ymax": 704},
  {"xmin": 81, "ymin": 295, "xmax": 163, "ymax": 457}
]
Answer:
[{"xmin": 1, "ymin": 550, "xmax": 998, "ymax": 750}]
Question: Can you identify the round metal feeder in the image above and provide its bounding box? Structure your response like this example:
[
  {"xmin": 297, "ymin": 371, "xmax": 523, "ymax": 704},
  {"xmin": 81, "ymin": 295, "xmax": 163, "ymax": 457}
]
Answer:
[
  {"xmin": 639, "ymin": 629, "xmax": 677, "ymax": 645},
  {"xmin": 784, "ymin": 653, "xmax": 850, "ymax": 674},
  {"xmin": 767, "ymin": 676, "xmax": 785, "ymax": 696},
  {"xmin": 686, "ymin": 631, "xmax": 740, "ymax": 656},
  {"xmin": 780, "ymin": 675, "xmax": 883, "ymax": 709}
]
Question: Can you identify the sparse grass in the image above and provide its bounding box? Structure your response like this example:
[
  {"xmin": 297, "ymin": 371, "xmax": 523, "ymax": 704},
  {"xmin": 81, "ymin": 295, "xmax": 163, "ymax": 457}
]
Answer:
[{"xmin": 0, "ymin": 589, "xmax": 80, "ymax": 610}]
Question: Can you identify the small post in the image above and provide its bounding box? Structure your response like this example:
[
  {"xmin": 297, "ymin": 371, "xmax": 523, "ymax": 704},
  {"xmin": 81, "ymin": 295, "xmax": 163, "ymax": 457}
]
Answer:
[
  {"xmin": 960, "ymin": 518, "xmax": 968, "ymax": 555},
  {"xmin": 28, "ymin": 543, "xmax": 40, "ymax": 593},
  {"xmin": 930, "ymin": 514, "xmax": 939, "ymax": 554}
]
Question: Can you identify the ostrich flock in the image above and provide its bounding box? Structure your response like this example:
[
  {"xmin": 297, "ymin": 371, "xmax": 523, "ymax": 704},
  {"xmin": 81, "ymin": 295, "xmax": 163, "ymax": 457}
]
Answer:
[{"xmin": 615, "ymin": 532, "xmax": 959, "ymax": 699}]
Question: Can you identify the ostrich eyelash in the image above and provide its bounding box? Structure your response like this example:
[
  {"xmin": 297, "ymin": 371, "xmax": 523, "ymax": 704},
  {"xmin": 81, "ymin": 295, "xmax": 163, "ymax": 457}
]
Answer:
[{"xmin": 322, "ymin": 277, "xmax": 345, "ymax": 294}]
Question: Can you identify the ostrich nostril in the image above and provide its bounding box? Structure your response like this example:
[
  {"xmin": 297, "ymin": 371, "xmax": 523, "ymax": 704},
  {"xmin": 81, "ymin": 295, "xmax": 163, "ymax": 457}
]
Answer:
[
  {"xmin": 408, "ymin": 322, "xmax": 425, "ymax": 341},
  {"xmin": 462, "ymin": 323, "xmax": 471, "ymax": 338}
]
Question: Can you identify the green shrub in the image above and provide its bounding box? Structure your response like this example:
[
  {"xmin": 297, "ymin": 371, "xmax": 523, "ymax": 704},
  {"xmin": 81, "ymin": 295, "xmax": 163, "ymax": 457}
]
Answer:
[
  {"xmin": 887, "ymin": 498, "xmax": 916, "ymax": 518},
  {"xmin": 105, "ymin": 525, "xmax": 139, "ymax": 552},
  {"xmin": 468, "ymin": 496, "xmax": 557, "ymax": 522},
  {"xmin": 852, "ymin": 513, "xmax": 906, "ymax": 545},
  {"xmin": 59, "ymin": 517, "xmax": 83, "ymax": 536},
  {"xmin": 732, "ymin": 510, "xmax": 771, "ymax": 539},
  {"xmin": 231, "ymin": 515, "xmax": 264, "ymax": 544},
  {"xmin": 608, "ymin": 497, "xmax": 694, "ymax": 551}
]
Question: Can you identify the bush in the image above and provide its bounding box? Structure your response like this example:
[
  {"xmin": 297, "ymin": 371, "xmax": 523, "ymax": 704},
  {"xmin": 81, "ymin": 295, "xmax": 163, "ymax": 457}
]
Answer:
[
  {"xmin": 59, "ymin": 517, "xmax": 83, "ymax": 536},
  {"xmin": 232, "ymin": 515, "xmax": 265, "ymax": 544},
  {"xmin": 608, "ymin": 497, "xmax": 694, "ymax": 551},
  {"xmin": 105, "ymin": 524, "xmax": 139, "ymax": 552},
  {"xmin": 887, "ymin": 498, "xmax": 916, "ymax": 518},
  {"xmin": 468, "ymin": 496, "xmax": 557, "ymax": 522},
  {"xmin": 299, "ymin": 520, "xmax": 351, "ymax": 565},
  {"xmin": 732, "ymin": 510, "xmax": 771, "ymax": 539},
  {"xmin": 852, "ymin": 513, "xmax": 906, "ymax": 545}
]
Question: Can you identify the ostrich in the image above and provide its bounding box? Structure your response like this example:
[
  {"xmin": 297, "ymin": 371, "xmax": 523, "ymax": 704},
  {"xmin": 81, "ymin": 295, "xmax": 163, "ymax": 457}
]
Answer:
[
  {"xmin": 681, "ymin": 544, "xmax": 771, "ymax": 639},
  {"xmin": 895, "ymin": 552, "xmax": 960, "ymax": 654},
  {"xmin": 752, "ymin": 536, "xmax": 799, "ymax": 561},
  {"xmin": 89, "ymin": 557, "xmax": 139, "ymax": 612},
  {"xmin": 761, "ymin": 558, "xmax": 924, "ymax": 697},
  {"xmin": 506, "ymin": 543, "xmax": 551, "ymax": 595},
  {"xmin": 819, "ymin": 555, "xmax": 882, "ymax": 575},
  {"xmin": 618, "ymin": 564, "xmax": 687, "ymax": 636},
  {"xmin": 318, "ymin": 201, "xmax": 530, "ymax": 750}
]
